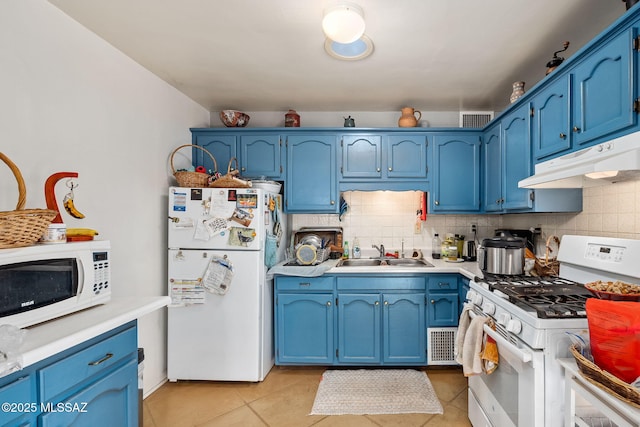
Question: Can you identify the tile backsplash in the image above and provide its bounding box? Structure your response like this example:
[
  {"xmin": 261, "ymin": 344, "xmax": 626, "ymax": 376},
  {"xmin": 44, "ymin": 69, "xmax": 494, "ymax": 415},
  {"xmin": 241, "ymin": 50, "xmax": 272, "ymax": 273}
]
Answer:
[{"xmin": 291, "ymin": 180, "xmax": 640, "ymax": 255}]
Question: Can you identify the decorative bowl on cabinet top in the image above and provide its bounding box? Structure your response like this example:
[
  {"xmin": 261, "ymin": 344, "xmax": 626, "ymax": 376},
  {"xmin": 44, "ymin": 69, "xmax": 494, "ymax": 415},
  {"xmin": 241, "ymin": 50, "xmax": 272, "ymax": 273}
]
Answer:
[{"xmin": 219, "ymin": 110, "xmax": 250, "ymax": 127}]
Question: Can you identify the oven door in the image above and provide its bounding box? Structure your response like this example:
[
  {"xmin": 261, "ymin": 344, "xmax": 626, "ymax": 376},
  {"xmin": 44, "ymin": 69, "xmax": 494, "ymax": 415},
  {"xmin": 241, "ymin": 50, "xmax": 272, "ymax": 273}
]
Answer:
[{"xmin": 467, "ymin": 311, "xmax": 544, "ymax": 427}]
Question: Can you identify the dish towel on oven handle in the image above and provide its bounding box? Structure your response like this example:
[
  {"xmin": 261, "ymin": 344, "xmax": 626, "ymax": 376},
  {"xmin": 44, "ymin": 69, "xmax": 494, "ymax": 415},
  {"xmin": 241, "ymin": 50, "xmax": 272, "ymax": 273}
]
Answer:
[
  {"xmin": 481, "ymin": 324, "xmax": 499, "ymax": 374},
  {"xmin": 455, "ymin": 303, "xmax": 473, "ymax": 365},
  {"xmin": 462, "ymin": 315, "xmax": 489, "ymax": 377}
]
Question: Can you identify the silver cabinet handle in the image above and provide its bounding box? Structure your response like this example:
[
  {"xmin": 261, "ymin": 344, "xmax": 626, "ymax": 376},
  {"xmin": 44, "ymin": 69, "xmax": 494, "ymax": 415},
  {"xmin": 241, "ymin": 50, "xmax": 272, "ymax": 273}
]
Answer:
[
  {"xmin": 326, "ymin": 301, "xmax": 331, "ymax": 306},
  {"xmin": 573, "ymin": 126, "xmax": 581, "ymax": 132},
  {"xmin": 384, "ymin": 301, "xmax": 388, "ymax": 305},
  {"xmin": 376, "ymin": 167, "xmax": 381, "ymax": 172},
  {"xmin": 388, "ymin": 167, "xmax": 392, "ymax": 171},
  {"xmin": 559, "ymin": 133, "xmax": 566, "ymax": 139},
  {"xmin": 330, "ymin": 200, "xmax": 335, "ymax": 205},
  {"xmin": 375, "ymin": 301, "xmax": 379, "ymax": 306},
  {"xmin": 434, "ymin": 200, "xmax": 439, "ymax": 206},
  {"xmin": 241, "ymin": 167, "xmax": 246, "ymax": 171},
  {"xmin": 430, "ymin": 299, "xmax": 435, "ymax": 304},
  {"xmin": 88, "ymin": 353, "xmax": 114, "ymax": 366}
]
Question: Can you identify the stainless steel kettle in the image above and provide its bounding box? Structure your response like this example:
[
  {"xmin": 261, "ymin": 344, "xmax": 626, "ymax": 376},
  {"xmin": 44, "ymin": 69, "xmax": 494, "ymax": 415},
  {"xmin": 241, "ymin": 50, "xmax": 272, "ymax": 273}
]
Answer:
[{"xmin": 462, "ymin": 240, "xmax": 477, "ymax": 261}]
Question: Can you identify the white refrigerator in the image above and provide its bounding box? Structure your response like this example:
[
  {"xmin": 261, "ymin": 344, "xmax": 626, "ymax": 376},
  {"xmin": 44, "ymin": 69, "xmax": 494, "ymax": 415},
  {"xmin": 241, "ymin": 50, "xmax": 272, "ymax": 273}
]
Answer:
[{"xmin": 167, "ymin": 186, "xmax": 286, "ymax": 382}]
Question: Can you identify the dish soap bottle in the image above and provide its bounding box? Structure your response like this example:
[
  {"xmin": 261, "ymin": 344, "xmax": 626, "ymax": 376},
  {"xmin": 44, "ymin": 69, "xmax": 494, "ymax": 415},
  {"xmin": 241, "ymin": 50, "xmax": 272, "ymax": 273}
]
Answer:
[
  {"xmin": 342, "ymin": 241, "xmax": 349, "ymax": 260},
  {"xmin": 432, "ymin": 233, "xmax": 441, "ymax": 259},
  {"xmin": 352, "ymin": 237, "xmax": 361, "ymax": 259}
]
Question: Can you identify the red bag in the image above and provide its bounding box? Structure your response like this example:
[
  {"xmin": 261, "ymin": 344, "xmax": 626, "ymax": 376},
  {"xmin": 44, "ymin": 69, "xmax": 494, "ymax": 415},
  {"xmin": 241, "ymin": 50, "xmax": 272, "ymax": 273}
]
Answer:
[{"xmin": 586, "ymin": 298, "xmax": 640, "ymax": 384}]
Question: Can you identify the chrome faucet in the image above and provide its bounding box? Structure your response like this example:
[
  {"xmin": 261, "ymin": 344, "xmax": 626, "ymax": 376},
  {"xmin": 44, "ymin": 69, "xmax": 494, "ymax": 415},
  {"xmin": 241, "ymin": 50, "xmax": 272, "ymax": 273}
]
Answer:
[{"xmin": 372, "ymin": 244, "xmax": 385, "ymax": 258}]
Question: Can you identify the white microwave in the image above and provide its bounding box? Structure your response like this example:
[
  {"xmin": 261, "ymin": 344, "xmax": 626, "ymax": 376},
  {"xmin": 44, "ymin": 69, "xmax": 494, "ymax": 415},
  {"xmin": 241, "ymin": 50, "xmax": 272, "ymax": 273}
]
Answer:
[{"xmin": 0, "ymin": 240, "xmax": 111, "ymax": 328}]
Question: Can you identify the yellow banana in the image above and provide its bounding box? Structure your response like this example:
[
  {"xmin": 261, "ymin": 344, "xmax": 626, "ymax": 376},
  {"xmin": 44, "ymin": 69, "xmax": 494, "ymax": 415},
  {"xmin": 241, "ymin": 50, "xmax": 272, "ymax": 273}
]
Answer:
[
  {"xmin": 63, "ymin": 194, "xmax": 85, "ymax": 219},
  {"xmin": 66, "ymin": 228, "xmax": 99, "ymax": 237}
]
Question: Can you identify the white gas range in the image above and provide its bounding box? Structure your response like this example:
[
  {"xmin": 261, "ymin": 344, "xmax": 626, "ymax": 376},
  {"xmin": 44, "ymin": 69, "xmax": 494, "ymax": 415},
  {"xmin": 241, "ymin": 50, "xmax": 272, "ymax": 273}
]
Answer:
[{"xmin": 466, "ymin": 235, "xmax": 640, "ymax": 427}]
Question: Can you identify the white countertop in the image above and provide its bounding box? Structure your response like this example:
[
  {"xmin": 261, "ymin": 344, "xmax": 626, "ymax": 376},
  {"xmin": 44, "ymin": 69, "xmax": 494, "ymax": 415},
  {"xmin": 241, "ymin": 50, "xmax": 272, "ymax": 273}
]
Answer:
[
  {"xmin": 18, "ymin": 296, "xmax": 170, "ymax": 369},
  {"xmin": 270, "ymin": 257, "xmax": 482, "ymax": 280}
]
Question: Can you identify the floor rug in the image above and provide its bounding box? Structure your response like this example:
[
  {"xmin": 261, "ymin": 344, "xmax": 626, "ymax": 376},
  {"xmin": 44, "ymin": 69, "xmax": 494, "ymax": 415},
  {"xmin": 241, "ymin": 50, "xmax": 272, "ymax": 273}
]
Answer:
[{"xmin": 310, "ymin": 369, "xmax": 444, "ymax": 415}]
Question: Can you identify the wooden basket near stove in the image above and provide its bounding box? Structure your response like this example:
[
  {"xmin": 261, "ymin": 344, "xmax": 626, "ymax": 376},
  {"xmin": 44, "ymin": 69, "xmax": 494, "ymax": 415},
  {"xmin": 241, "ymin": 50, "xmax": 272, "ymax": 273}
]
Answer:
[{"xmin": 527, "ymin": 235, "xmax": 560, "ymax": 277}]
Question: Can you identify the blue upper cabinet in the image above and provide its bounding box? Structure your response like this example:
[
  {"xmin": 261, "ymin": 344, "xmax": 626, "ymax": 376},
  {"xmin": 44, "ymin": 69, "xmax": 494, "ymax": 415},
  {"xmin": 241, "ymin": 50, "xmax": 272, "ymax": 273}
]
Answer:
[
  {"xmin": 192, "ymin": 132, "xmax": 237, "ymax": 175},
  {"xmin": 191, "ymin": 130, "xmax": 283, "ymax": 179},
  {"xmin": 386, "ymin": 134, "xmax": 428, "ymax": 178},
  {"xmin": 502, "ymin": 104, "xmax": 533, "ymax": 211},
  {"xmin": 341, "ymin": 135, "xmax": 383, "ymax": 178},
  {"xmin": 239, "ymin": 134, "xmax": 283, "ymax": 178},
  {"xmin": 571, "ymin": 27, "xmax": 635, "ymax": 147},
  {"xmin": 430, "ymin": 133, "xmax": 481, "ymax": 213},
  {"xmin": 340, "ymin": 133, "xmax": 427, "ymax": 180},
  {"xmin": 482, "ymin": 122, "xmax": 503, "ymax": 213},
  {"xmin": 285, "ymin": 134, "xmax": 338, "ymax": 213},
  {"xmin": 531, "ymin": 75, "xmax": 572, "ymax": 160}
]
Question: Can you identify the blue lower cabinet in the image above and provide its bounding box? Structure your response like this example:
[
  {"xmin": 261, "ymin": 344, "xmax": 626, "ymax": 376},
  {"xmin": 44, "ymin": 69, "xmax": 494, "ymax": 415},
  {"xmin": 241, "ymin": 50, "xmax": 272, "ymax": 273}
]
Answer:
[
  {"xmin": 39, "ymin": 360, "xmax": 137, "ymax": 427},
  {"xmin": 0, "ymin": 322, "xmax": 138, "ymax": 427},
  {"xmin": 275, "ymin": 293, "xmax": 334, "ymax": 364},
  {"xmin": 383, "ymin": 293, "xmax": 427, "ymax": 364},
  {"xmin": 275, "ymin": 275, "xmax": 429, "ymax": 366},
  {"xmin": 427, "ymin": 274, "xmax": 460, "ymax": 327},
  {"xmin": 338, "ymin": 294, "xmax": 381, "ymax": 364}
]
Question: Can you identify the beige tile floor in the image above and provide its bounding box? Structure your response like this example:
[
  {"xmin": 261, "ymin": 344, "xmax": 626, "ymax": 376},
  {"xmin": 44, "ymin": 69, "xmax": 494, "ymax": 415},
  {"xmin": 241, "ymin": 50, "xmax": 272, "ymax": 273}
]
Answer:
[{"xmin": 143, "ymin": 366, "xmax": 471, "ymax": 427}]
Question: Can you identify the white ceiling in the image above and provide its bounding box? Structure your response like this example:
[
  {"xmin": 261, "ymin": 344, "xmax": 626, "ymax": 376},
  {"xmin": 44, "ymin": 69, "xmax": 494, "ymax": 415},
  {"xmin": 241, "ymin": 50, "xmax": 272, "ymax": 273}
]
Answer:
[{"xmin": 48, "ymin": 0, "xmax": 625, "ymax": 113}]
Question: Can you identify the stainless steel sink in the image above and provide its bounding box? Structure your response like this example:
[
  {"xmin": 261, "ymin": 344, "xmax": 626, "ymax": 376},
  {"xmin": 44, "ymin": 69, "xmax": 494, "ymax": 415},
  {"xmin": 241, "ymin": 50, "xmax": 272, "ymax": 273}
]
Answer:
[
  {"xmin": 335, "ymin": 258, "xmax": 434, "ymax": 267},
  {"xmin": 336, "ymin": 259, "xmax": 382, "ymax": 267},
  {"xmin": 382, "ymin": 258, "xmax": 434, "ymax": 267}
]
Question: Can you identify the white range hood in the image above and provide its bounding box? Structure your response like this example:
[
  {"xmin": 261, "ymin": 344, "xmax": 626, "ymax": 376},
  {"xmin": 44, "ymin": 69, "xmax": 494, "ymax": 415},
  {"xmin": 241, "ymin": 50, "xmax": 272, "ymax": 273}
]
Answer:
[{"xmin": 519, "ymin": 131, "xmax": 640, "ymax": 189}]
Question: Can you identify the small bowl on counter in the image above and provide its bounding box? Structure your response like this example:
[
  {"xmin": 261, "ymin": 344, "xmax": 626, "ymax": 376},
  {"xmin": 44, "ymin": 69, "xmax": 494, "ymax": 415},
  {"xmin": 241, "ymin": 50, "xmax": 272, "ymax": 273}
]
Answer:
[
  {"xmin": 219, "ymin": 110, "xmax": 250, "ymax": 127},
  {"xmin": 584, "ymin": 280, "xmax": 640, "ymax": 301}
]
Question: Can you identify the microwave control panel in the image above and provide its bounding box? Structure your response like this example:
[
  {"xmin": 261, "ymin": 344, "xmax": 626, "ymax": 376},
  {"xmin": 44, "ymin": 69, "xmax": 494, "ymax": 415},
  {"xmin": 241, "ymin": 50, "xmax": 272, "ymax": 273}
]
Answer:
[{"xmin": 92, "ymin": 251, "xmax": 110, "ymax": 294}]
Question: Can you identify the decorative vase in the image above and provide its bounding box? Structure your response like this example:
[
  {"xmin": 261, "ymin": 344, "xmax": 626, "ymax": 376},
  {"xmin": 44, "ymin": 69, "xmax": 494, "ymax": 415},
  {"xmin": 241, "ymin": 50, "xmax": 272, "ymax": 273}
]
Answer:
[
  {"xmin": 284, "ymin": 109, "xmax": 300, "ymax": 127},
  {"xmin": 398, "ymin": 107, "xmax": 422, "ymax": 127},
  {"xmin": 510, "ymin": 81, "xmax": 525, "ymax": 104}
]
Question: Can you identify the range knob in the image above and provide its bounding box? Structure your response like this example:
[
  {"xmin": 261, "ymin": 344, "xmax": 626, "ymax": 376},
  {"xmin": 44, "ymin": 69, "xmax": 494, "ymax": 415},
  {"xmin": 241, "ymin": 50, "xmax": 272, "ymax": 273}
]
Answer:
[
  {"xmin": 506, "ymin": 319, "xmax": 522, "ymax": 334},
  {"xmin": 482, "ymin": 301, "xmax": 496, "ymax": 315},
  {"xmin": 496, "ymin": 312, "xmax": 511, "ymax": 326},
  {"xmin": 465, "ymin": 290, "xmax": 476, "ymax": 302},
  {"xmin": 472, "ymin": 293, "xmax": 483, "ymax": 306}
]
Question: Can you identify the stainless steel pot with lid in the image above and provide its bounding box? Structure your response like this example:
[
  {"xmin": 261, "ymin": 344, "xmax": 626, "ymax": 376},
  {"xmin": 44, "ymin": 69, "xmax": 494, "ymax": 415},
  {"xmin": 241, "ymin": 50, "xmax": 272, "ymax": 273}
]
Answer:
[{"xmin": 477, "ymin": 236, "xmax": 526, "ymax": 275}]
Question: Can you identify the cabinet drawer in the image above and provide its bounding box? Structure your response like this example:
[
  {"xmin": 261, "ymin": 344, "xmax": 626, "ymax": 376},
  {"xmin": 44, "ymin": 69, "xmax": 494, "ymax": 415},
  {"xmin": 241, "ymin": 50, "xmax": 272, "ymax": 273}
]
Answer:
[
  {"xmin": 337, "ymin": 276, "xmax": 425, "ymax": 290},
  {"xmin": 276, "ymin": 276, "xmax": 335, "ymax": 291},
  {"xmin": 427, "ymin": 274, "xmax": 458, "ymax": 291},
  {"xmin": 39, "ymin": 326, "xmax": 137, "ymax": 402}
]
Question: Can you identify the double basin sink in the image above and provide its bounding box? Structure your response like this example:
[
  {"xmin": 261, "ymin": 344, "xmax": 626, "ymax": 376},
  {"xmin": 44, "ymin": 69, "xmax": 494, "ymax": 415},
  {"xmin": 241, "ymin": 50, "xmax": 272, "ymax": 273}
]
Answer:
[{"xmin": 336, "ymin": 258, "xmax": 434, "ymax": 268}]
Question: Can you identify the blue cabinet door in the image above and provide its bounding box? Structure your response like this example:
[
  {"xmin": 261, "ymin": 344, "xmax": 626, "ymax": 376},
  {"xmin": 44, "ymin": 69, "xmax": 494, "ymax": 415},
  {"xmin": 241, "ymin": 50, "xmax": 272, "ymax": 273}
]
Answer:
[
  {"xmin": 571, "ymin": 27, "xmax": 635, "ymax": 147},
  {"xmin": 239, "ymin": 134, "xmax": 283, "ymax": 179},
  {"xmin": 431, "ymin": 134, "xmax": 481, "ymax": 212},
  {"xmin": 502, "ymin": 104, "xmax": 533, "ymax": 211},
  {"xmin": 386, "ymin": 134, "xmax": 428, "ymax": 178},
  {"xmin": 192, "ymin": 133, "xmax": 237, "ymax": 174},
  {"xmin": 0, "ymin": 374, "xmax": 37, "ymax": 427},
  {"xmin": 383, "ymin": 293, "xmax": 426, "ymax": 364},
  {"xmin": 338, "ymin": 293, "xmax": 381, "ymax": 364},
  {"xmin": 276, "ymin": 293, "xmax": 334, "ymax": 364},
  {"xmin": 532, "ymin": 75, "xmax": 571, "ymax": 160},
  {"xmin": 285, "ymin": 135, "xmax": 338, "ymax": 212},
  {"xmin": 40, "ymin": 359, "xmax": 138, "ymax": 427},
  {"xmin": 428, "ymin": 292, "xmax": 459, "ymax": 327},
  {"xmin": 482, "ymin": 122, "xmax": 503, "ymax": 212},
  {"xmin": 341, "ymin": 135, "xmax": 382, "ymax": 178}
]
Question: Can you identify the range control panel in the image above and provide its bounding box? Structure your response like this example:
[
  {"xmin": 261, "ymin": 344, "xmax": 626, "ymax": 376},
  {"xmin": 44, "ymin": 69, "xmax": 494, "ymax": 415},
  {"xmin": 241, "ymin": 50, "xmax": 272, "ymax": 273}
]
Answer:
[{"xmin": 585, "ymin": 243, "xmax": 625, "ymax": 263}]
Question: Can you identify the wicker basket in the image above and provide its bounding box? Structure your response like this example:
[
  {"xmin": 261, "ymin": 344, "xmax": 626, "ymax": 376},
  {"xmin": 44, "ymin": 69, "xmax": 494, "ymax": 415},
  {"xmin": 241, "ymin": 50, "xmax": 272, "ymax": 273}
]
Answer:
[
  {"xmin": 570, "ymin": 344, "xmax": 640, "ymax": 408},
  {"xmin": 209, "ymin": 158, "xmax": 252, "ymax": 188},
  {"xmin": 0, "ymin": 152, "xmax": 57, "ymax": 249},
  {"xmin": 534, "ymin": 235, "xmax": 560, "ymax": 276},
  {"xmin": 170, "ymin": 144, "xmax": 217, "ymax": 188}
]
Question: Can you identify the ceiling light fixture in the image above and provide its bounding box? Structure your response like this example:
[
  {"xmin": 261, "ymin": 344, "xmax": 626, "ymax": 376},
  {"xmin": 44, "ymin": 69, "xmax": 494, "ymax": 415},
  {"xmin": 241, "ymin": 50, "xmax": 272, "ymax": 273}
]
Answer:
[{"xmin": 322, "ymin": 2, "xmax": 365, "ymax": 44}]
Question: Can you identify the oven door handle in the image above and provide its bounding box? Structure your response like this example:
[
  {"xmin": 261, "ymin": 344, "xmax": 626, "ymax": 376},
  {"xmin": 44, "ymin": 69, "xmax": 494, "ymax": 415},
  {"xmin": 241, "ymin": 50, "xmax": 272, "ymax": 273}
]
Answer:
[
  {"xmin": 482, "ymin": 324, "xmax": 532, "ymax": 363},
  {"xmin": 469, "ymin": 310, "xmax": 533, "ymax": 364}
]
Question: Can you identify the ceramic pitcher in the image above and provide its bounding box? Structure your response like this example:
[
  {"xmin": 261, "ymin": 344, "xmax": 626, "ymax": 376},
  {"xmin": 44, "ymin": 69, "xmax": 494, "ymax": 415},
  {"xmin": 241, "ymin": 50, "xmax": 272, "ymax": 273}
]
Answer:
[{"xmin": 398, "ymin": 107, "xmax": 422, "ymax": 127}]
